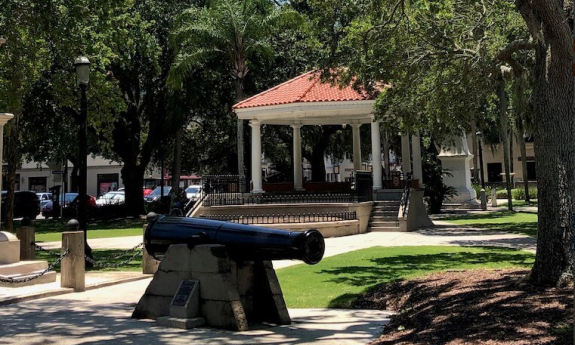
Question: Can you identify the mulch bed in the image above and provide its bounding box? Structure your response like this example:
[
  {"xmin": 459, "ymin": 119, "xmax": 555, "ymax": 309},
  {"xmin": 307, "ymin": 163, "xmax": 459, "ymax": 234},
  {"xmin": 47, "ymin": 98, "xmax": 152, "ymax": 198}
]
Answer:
[{"xmin": 352, "ymin": 269, "xmax": 573, "ymax": 345}]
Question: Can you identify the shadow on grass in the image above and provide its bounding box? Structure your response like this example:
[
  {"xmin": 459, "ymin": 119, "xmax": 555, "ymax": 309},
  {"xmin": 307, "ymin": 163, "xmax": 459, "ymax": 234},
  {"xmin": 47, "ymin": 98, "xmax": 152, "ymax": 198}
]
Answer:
[
  {"xmin": 36, "ymin": 248, "xmax": 142, "ymax": 272},
  {"xmin": 439, "ymin": 210, "xmax": 518, "ymax": 221},
  {"xmin": 31, "ymin": 218, "xmax": 144, "ymax": 234},
  {"xmin": 324, "ymin": 250, "xmax": 534, "ymax": 308},
  {"xmin": 365, "ymin": 270, "xmax": 573, "ymax": 345},
  {"xmin": 461, "ymin": 222, "xmax": 538, "ymax": 237}
]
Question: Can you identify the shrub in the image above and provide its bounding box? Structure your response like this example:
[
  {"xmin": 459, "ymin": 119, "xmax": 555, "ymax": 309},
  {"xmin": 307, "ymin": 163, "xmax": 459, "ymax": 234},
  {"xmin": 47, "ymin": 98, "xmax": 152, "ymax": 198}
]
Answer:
[
  {"xmin": 512, "ymin": 187, "xmax": 538, "ymax": 200},
  {"xmin": 496, "ymin": 189, "xmax": 508, "ymax": 199},
  {"xmin": 472, "ymin": 184, "xmax": 492, "ymax": 199}
]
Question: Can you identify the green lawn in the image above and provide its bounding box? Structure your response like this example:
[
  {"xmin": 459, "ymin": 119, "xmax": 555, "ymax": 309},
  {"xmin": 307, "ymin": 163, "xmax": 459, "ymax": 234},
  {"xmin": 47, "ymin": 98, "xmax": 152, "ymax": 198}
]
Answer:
[
  {"xmin": 498, "ymin": 199, "xmax": 538, "ymax": 207},
  {"xmin": 36, "ymin": 248, "xmax": 143, "ymax": 272},
  {"xmin": 30, "ymin": 218, "xmax": 145, "ymax": 242},
  {"xmin": 276, "ymin": 246, "xmax": 534, "ymax": 308},
  {"xmin": 439, "ymin": 211, "xmax": 538, "ymax": 237}
]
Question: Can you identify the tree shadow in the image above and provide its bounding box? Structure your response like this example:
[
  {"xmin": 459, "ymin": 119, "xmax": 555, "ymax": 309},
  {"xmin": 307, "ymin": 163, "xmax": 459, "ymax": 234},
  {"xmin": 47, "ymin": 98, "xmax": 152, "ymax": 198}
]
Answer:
[{"xmin": 323, "ymin": 250, "xmax": 534, "ymax": 308}]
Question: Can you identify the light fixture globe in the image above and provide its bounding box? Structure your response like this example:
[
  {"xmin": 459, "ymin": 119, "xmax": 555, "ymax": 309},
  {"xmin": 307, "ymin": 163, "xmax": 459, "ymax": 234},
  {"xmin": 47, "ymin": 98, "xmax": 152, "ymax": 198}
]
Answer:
[{"xmin": 74, "ymin": 56, "xmax": 90, "ymax": 86}]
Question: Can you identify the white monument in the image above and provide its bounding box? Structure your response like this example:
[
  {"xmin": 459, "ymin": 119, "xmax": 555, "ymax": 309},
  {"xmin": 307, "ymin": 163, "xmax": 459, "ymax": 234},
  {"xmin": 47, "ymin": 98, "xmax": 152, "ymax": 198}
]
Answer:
[{"xmin": 437, "ymin": 134, "xmax": 478, "ymax": 206}]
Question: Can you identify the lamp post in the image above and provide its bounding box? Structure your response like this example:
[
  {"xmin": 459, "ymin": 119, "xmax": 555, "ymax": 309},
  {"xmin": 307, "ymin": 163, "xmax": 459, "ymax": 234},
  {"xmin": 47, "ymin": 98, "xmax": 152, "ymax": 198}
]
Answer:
[
  {"xmin": 74, "ymin": 56, "xmax": 92, "ymax": 259},
  {"xmin": 476, "ymin": 131, "xmax": 487, "ymax": 210}
]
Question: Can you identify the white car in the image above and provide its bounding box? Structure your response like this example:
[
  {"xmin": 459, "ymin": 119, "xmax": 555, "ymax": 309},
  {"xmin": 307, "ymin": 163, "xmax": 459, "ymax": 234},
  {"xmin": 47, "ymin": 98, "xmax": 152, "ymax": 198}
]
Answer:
[
  {"xmin": 96, "ymin": 191, "xmax": 125, "ymax": 206},
  {"xmin": 185, "ymin": 185, "xmax": 202, "ymax": 201}
]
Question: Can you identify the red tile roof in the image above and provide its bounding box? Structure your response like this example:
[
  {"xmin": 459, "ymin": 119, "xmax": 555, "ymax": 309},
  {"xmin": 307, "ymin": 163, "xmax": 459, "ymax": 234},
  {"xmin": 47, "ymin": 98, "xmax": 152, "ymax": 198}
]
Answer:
[{"xmin": 233, "ymin": 70, "xmax": 377, "ymax": 110}]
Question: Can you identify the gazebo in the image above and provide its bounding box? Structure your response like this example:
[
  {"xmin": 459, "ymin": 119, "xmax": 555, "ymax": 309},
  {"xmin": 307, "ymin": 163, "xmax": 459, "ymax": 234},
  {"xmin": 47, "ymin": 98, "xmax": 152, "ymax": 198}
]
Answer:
[{"xmin": 232, "ymin": 70, "xmax": 423, "ymax": 194}]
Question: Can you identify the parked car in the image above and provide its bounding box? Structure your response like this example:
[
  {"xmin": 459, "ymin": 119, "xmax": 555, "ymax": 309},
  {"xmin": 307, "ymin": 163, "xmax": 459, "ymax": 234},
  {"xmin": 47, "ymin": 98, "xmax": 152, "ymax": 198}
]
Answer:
[
  {"xmin": 185, "ymin": 185, "xmax": 202, "ymax": 202},
  {"xmin": 1, "ymin": 191, "xmax": 41, "ymax": 220},
  {"xmin": 96, "ymin": 191, "xmax": 125, "ymax": 207},
  {"xmin": 62, "ymin": 194, "xmax": 97, "ymax": 219},
  {"xmin": 144, "ymin": 186, "xmax": 172, "ymax": 204},
  {"xmin": 36, "ymin": 192, "xmax": 53, "ymax": 208},
  {"xmin": 41, "ymin": 193, "xmax": 78, "ymax": 218}
]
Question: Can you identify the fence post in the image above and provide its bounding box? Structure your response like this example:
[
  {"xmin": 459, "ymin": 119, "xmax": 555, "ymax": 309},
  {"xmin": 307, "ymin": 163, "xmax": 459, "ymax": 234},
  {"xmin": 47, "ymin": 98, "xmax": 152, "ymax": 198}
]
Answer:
[
  {"xmin": 17, "ymin": 217, "xmax": 35, "ymax": 260},
  {"xmin": 142, "ymin": 213, "xmax": 160, "ymax": 274},
  {"xmin": 61, "ymin": 220, "xmax": 85, "ymax": 292}
]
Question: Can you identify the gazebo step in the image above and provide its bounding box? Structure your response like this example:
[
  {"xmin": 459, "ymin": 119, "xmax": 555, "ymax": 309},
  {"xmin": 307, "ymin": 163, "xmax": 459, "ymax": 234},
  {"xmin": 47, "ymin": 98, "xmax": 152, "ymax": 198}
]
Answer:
[
  {"xmin": 370, "ymin": 221, "xmax": 399, "ymax": 227},
  {"xmin": 370, "ymin": 216, "xmax": 398, "ymax": 221},
  {"xmin": 370, "ymin": 226, "xmax": 401, "ymax": 232}
]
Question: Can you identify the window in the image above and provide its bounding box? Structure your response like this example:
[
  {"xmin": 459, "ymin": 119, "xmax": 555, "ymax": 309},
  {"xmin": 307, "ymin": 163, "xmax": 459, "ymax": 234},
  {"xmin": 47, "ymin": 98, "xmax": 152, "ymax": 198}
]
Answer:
[
  {"xmin": 487, "ymin": 163, "xmax": 503, "ymax": 183},
  {"xmin": 97, "ymin": 173, "xmax": 119, "ymax": 197},
  {"xmin": 29, "ymin": 177, "xmax": 47, "ymax": 192},
  {"xmin": 526, "ymin": 162, "xmax": 536, "ymax": 181}
]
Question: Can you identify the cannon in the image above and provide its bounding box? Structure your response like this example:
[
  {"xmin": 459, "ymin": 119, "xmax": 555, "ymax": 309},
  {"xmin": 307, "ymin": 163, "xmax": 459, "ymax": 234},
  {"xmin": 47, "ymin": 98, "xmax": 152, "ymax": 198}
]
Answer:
[{"xmin": 144, "ymin": 214, "xmax": 325, "ymax": 265}]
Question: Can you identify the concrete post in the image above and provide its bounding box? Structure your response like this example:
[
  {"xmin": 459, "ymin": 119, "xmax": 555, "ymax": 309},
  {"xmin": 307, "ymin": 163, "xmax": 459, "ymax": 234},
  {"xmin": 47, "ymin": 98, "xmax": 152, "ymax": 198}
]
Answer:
[
  {"xmin": 292, "ymin": 124, "xmax": 304, "ymax": 191},
  {"xmin": 411, "ymin": 131, "xmax": 423, "ymax": 188},
  {"xmin": 480, "ymin": 189, "xmax": 487, "ymax": 211},
  {"xmin": 491, "ymin": 188, "xmax": 498, "ymax": 207},
  {"xmin": 61, "ymin": 225, "xmax": 85, "ymax": 291},
  {"xmin": 142, "ymin": 223, "xmax": 160, "ymax": 274},
  {"xmin": 351, "ymin": 123, "xmax": 362, "ymax": 172},
  {"xmin": 401, "ymin": 133, "xmax": 411, "ymax": 175},
  {"xmin": 370, "ymin": 118, "xmax": 382, "ymax": 190},
  {"xmin": 17, "ymin": 222, "xmax": 35, "ymax": 261},
  {"xmin": 250, "ymin": 120, "xmax": 264, "ymax": 193}
]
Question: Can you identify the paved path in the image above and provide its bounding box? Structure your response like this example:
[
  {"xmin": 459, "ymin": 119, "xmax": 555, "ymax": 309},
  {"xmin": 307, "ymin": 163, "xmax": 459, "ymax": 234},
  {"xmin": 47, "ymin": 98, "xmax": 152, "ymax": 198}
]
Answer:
[
  {"xmin": 0, "ymin": 278, "xmax": 392, "ymax": 345},
  {"xmin": 0, "ymin": 218, "xmax": 537, "ymax": 344}
]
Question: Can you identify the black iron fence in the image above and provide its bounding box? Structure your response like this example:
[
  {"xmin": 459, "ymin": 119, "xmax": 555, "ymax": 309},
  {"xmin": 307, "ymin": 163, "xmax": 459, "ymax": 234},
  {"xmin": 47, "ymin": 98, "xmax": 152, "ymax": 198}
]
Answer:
[
  {"xmin": 203, "ymin": 192, "xmax": 357, "ymax": 207},
  {"xmin": 200, "ymin": 211, "xmax": 357, "ymax": 224}
]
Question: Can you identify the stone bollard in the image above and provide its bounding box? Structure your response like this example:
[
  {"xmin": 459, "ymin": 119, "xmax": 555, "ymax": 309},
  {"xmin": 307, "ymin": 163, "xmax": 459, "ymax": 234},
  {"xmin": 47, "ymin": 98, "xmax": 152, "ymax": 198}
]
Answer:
[
  {"xmin": 491, "ymin": 188, "xmax": 498, "ymax": 207},
  {"xmin": 480, "ymin": 189, "xmax": 487, "ymax": 211},
  {"xmin": 61, "ymin": 220, "xmax": 85, "ymax": 292},
  {"xmin": 142, "ymin": 213, "xmax": 160, "ymax": 274},
  {"xmin": 17, "ymin": 217, "xmax": 35, "ymax": 260}
]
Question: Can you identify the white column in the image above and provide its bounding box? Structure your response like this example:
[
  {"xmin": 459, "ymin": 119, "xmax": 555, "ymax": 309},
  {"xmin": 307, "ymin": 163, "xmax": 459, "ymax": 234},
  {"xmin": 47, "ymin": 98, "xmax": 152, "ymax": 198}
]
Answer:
[
  {"xmin": 352, "ymin": 123, "xmax": 362, "ymax": 172},
  {"xmin": 371, "ymin": 118, "xmax": 382, "ymax": 190},
  {"xmin": 292, "ymin": 123, "xmax": 304, "ymax": 191},
  {"xmin": 383, "ymin": 130, "xmax": 390, "ymax": 177},
  {"xmin": 401, "ymin": 133, "xmax": 411, "ymax": 175},
  {"xmin": 0, "ymin": 113, "xmax": 14, "ymax": 227},
  {"xmin": 250, "ymin": 120, "xmax": 264, "ymax": 193},
  {"xmin": 411, "ymin": 130, "xmax": 423, "ymax": 188}
]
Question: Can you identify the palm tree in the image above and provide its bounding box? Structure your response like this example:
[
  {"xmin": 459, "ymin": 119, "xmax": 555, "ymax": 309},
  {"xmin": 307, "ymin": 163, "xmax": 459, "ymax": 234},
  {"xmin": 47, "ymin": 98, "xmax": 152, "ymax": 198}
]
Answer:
[{"xmin": 168, "ymin": 0, "xmax": 300, "ymax": 181}]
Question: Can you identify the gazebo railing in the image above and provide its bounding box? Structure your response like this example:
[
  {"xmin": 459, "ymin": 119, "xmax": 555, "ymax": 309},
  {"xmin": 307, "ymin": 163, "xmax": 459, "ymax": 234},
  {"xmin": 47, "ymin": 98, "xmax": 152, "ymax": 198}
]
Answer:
[
  {"xmin": 203, "ymin": 192, "xmax": 357, "ymax": 207},
  {"xmin": 200, "ymin": 211, "xmax": 357, "ymax": 224}
]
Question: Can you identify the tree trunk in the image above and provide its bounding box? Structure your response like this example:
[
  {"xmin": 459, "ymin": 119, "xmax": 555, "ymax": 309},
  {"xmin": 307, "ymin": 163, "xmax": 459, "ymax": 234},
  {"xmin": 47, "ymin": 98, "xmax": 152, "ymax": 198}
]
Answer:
[
  {"xmin": 236, "ymin": 79, "xmax": 245, "ymax": 187},
  {"xmin": 517, "ymin": 131, "xmax": 530, "ymax": 203},
  {"xmin": 499, "ymin": 79, "xmax": 513, "ymax": 211},
  {"xmin": 121, "ymin": 162, "xmax": 145, "ymax": 217},
  {"xmin": 515, "ymin": 1, "xmax": 574, "ymax": 285},
  {"xmin": 170, "ymin": 125, "xmax": 183, "ymax": 191},
  {"xmin": 508, "ymin": 128, "xmax": 514, "ymax": 173},
  {"xmin": 5, "ymin": 120, "xmax": 18, "ymax": 232},
  {"xmin": 471, "ymin": 121, "xmax": 479, "ymax": 183}
]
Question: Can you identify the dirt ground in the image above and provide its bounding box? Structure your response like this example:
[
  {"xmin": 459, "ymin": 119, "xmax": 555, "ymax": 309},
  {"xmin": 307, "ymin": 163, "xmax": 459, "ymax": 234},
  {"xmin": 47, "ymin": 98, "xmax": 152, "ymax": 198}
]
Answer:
[{"xmin": 353, "ymin": 269, "xmax": 573, "ymax": 345}]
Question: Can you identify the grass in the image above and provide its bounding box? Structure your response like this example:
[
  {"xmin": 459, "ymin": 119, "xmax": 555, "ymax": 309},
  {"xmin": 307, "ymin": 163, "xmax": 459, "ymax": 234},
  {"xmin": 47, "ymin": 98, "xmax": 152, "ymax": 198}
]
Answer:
[
  {"xmin": 439, "ymin": 211, "xmax": 538, "ymax": 237},
  {"xmin": 30, "ymin": 218, "xmax": 145, "ymax": 242},
  {"xmin": 276, "ymin": 246, "xmax": 534, "ymax": 309},
  {"xmin": 498, "ymin": 199, "xmax": 538, "ymax": 207},
  {"xmin": 36, "ymin": 248, "xmax": 143, "ymax": 272}
]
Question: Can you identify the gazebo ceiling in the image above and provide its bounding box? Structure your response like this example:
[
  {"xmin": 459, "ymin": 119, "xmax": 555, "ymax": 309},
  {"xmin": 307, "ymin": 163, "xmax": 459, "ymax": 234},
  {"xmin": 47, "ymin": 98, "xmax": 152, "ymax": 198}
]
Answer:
[{"xmin": 233, "ymin": 70, "xmax": 377, "ymax": 126}]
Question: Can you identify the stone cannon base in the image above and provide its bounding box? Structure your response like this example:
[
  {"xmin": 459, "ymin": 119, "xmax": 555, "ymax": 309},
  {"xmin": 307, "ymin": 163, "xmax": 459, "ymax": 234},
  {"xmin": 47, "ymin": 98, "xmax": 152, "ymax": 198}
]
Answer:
[{"xmin": 132, "ymin": 244, "xmax": 290, "ymax": 331}]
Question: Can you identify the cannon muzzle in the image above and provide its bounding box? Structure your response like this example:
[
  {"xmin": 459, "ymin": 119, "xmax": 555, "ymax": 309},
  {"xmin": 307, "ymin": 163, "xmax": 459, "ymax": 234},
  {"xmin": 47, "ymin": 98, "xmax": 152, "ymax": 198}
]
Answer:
[{"xmin": 144, "ymin": 215, "xmax": 325, "ymax": 265}]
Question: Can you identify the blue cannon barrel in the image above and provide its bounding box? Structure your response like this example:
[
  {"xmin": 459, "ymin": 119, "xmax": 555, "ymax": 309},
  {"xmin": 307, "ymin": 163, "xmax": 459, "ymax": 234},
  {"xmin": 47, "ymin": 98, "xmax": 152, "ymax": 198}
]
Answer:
[{"xmin": 144, "ymin": 214, "xmax": 325, "ymax": 265}]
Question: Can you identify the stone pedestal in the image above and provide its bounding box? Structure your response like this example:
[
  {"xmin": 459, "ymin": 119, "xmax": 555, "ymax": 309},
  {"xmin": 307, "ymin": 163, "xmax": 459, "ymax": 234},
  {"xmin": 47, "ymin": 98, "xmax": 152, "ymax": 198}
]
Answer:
[
  {"xmin": 437, "ymin": 135, "xmax": 478, "ymax": 206},
  {"xmin": 0, "ymin": 232, "xmax": 20, "ymax": 264},
  {"xmin": 132, "ymin": 244, "xmax": 291, "ymax": 331}
]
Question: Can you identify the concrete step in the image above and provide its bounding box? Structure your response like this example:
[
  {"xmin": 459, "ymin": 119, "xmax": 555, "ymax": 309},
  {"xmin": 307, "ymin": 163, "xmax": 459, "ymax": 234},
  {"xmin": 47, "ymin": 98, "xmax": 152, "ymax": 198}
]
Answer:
[
  {"xmin": 370, "ymin": 226, "xmax": 401, "ymax": 232},
  {"xmin": 0, "ymin": 260, "xmax": 48, "ymax": 276},
  {"xmin": 370, "ymin": 221, "xmax": 399, "ymax": 227},
  {"xmin": 370, "ymin": 216, "xmax": 398, "ymax": 221},
  {"xmin": 371, "ymin": 211, "xmax": 398, "ymax": 215},
  {"xmin": 0, "ymin": 270, "xmax": 56, "ymax": 287},
  {"xmin": 372, "ymin": 206, "xmax": 399, "ymax": 211}
]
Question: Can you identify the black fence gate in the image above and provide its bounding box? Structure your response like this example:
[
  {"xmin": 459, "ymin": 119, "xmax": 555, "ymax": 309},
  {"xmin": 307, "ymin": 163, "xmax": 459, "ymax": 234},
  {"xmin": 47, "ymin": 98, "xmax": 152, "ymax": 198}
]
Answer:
[{"xmin": 355, "ymin": 171, "xmax": 373, "ymax": 202}]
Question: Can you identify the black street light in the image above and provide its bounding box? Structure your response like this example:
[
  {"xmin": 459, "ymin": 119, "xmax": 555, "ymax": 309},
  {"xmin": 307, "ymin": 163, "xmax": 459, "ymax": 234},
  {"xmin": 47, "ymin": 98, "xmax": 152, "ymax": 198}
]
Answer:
[
  {"xmin": 74, "ymin": 56, "xmax": 92, "ymax": 260},
  {"xmin": 476, "ymin": 131, "xmax": 485, "ymax": 189}
]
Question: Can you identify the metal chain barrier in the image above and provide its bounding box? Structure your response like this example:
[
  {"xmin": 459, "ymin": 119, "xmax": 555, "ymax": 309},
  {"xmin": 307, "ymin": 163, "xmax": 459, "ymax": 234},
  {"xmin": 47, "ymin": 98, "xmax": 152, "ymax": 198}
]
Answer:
[
  {"xmin": 0, "ymin": 249, "xmax": 69, "ymax": 284},
  {"xmin": 85, "ymin": 243, "xmax": 144, "ymax": 269},
  {"xmin": 33, "ymin": 242, "xmax": 63, "ymax": 257}
]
